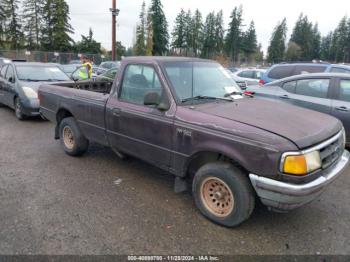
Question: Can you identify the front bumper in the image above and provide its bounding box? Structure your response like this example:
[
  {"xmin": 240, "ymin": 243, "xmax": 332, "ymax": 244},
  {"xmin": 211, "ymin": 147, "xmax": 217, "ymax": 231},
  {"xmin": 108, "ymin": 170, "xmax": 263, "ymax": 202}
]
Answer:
[
  {"xmin": 21, "ymin": 98, "xmax": 40, "ymax": 116},
  {"xmin": 250, "ymin": 150, "xmax": 350, "ymax": 211}
]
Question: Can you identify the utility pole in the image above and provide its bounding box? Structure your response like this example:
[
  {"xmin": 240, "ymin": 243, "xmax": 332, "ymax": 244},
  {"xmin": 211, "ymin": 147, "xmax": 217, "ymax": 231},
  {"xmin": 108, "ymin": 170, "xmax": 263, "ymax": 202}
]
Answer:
[{"xmin": 110, "ymin": 0, "xmax": 120, "ymax": 61}]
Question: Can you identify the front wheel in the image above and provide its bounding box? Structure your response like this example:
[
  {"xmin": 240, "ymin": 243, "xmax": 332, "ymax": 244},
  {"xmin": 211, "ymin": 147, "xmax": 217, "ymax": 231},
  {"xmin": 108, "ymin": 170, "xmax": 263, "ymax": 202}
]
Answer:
[
  {"xmin": 59, "ymin": 117, "xmax": 89, "ymax": 156},
  {"xmin": 192, "ymin": 162, "xmax": 255, "ymax": 227},
  {"xmin": 15, "ymin": 97, "xmax": 26, "ymax": 120}
]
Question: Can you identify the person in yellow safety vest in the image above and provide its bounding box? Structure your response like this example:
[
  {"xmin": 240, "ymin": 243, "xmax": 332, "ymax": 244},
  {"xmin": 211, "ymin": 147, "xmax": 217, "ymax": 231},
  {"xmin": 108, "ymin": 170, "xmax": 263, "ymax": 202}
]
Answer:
[{"xmin": 78, "ymin": 57, "xmax": 93, "ymax": 80}]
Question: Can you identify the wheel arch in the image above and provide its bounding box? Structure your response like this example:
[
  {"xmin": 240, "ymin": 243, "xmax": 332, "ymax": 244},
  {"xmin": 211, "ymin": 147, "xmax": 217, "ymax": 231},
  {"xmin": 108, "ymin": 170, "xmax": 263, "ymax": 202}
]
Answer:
[
  {"xmin": 184, "ymin": 148, "xmax": 249, "ymax": 180},
  {"xmin": 55, "ymin": 108, "xmax": 74, "ymax": 139}
]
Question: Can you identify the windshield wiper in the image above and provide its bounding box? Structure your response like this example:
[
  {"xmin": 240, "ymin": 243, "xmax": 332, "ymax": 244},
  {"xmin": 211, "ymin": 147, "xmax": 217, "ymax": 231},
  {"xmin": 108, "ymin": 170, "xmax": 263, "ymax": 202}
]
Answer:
[
  {"xmin": 182, "ymin": 95, "xmax": 232, "ymax": 103},
  {"xmin": 224, "ymin": 91, "xmax": 242, "ymax": 97}
]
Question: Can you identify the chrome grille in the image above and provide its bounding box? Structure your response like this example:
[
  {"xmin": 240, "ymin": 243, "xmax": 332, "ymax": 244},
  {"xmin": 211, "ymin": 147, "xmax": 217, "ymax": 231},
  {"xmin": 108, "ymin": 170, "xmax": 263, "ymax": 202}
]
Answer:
[{"xmin": 319, "ymin": 133, "xmax": 344, "ymax": 169}]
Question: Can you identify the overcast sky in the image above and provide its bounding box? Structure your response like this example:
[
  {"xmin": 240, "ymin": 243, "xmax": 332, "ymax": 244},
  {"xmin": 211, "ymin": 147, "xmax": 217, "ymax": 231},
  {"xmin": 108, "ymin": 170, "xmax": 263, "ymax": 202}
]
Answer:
[{"xmin": 66, "ymin": 0, "xmax": 349, "ymax": 54}]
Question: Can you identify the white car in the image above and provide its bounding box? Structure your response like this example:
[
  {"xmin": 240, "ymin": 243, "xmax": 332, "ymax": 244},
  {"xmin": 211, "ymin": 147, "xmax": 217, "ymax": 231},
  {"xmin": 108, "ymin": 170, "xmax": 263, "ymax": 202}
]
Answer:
[{"xmin": 231, "ymin": 68, "xmax": 266, "ymax": 88}]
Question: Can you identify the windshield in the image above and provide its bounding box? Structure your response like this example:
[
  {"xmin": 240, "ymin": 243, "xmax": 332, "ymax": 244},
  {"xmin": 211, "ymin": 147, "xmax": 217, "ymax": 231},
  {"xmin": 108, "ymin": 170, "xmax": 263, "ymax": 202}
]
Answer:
[
  {"xmin": 16, "ymin": 65, "xmax": 71, "ymax": 81},
  {"xmin": 164, "ymin": 62, "xmax": 241, "ymax": 103},
  {"xmin": 62, "ymin": 64, "xmax": 79, "ymax": 74}
]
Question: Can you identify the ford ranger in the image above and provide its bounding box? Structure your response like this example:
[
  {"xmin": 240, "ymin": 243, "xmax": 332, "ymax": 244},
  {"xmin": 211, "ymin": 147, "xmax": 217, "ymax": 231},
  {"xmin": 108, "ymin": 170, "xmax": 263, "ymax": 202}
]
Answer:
[{"xmin": 39, "ymin": 57, "xmax": 350, "ymax": 227}]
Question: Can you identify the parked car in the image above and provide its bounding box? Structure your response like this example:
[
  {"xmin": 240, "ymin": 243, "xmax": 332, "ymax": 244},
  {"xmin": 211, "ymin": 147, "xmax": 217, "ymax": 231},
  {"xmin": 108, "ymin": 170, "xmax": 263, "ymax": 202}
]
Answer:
[
  {"xmin": 95, "ymin": 67, "xmax": 118, "ymax": 82},
  {"xmin": 60, "ymin": 64, "xmax": 80, "ymax": 75},
  {"xmin": 247, "ymin": 73, "xmax": 350, "ymax": 144},
  {"xmin": 97, "ymin": 61, "xmax": 120, "ymax": 75},
  {"xmin": 260, "ymin": 62, "xmax": 350, "ymax": 85},
  {"xmin": 0, "ymin": 57, "xmax": 11, "ymax": 67},
  {"xmin": 39, "ymin": 57, "xmax": 349, "ymax": 227},
  {"xmin": 226, "ymin": 67, "xmax": 239, "ymax": 73},
  {"xmin": 0, "ymin": 62, "xmax": 71, "ymax": 120},
  {"xmin": 231, "ymin": 68, "xmax": 266, "ymax": 89},
  {"xmin": 69, "ymin": 60, "xmax": 82, "ymax": 65}
]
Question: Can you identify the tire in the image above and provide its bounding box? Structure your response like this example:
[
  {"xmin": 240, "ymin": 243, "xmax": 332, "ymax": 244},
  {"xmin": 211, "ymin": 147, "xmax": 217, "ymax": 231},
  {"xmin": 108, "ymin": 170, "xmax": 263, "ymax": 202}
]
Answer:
[
  {"xmin": 15, "ymin": 97, "xmax": 26, "ymax": 120},
  {"xmin": 59, "ymin": 117, "xmax": 89, "ymax": 156},
  {"xmin": 192, "ymin": 162, "xmax": 255, "ymax": 227}
]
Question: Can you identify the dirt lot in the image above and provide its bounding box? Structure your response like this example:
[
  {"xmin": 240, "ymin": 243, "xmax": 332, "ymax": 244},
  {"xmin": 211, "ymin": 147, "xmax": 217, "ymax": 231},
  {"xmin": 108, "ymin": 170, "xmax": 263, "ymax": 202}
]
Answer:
[{"xmin": 0, "ymin": 107, "xmax": 350, "ymax": 255}]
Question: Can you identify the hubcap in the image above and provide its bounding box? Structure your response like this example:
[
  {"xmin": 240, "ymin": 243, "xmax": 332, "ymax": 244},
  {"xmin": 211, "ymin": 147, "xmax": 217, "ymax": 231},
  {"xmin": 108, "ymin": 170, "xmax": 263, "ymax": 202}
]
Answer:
[
  {"xmin": 200, "ymin": 177, "xmax": 234, "ymax": 217},
  {"xmin": 63, "ymin": 126, "xmax": 75, "ymax": 150},
  {"xmin": 15, "ymin": 100, "xmax": 21, "ymax": 117}
]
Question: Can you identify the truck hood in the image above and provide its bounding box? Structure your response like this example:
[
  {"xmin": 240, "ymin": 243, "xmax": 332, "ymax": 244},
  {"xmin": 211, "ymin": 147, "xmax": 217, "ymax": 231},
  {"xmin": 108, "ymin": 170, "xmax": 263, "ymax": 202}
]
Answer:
[{"xmin": 195, "ymin": 99, "xmax": 342, "ymax": 149}]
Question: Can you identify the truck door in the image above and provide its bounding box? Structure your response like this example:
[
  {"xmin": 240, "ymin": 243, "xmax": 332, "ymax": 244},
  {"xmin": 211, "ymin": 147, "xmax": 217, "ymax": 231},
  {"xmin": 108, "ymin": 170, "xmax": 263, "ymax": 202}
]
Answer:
[{"xmin": 106, "ymin": 63, "xmax": 174, "ymax": 171}]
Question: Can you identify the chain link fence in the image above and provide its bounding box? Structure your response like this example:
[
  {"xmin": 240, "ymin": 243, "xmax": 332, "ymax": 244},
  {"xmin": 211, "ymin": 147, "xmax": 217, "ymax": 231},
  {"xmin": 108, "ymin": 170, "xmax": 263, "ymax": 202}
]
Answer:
[{"xmin": 0, "ymin": 50, "xmax": 107, "ymax": 65}]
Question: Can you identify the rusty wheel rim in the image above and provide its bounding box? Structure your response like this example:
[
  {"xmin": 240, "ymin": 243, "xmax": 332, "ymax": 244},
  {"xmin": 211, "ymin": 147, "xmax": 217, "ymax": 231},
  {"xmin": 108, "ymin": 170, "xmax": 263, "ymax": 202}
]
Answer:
[
  {"xmin": 200, "ymin": 177, "xmax": 234, "ymax": 217},
  {"xmin": 63, "ymin": 126, "xmax": 74, "ymax": 150}
]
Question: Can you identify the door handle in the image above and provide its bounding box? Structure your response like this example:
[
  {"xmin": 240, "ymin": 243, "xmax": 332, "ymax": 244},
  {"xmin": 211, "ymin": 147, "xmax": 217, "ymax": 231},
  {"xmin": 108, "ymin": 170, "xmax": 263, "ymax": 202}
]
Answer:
[
  {"xmin": 335, "ymin": 106, "xmax": 349, "ymax": 112},
  {"xmin": 279, "ymin": 94, "xmax": 289, "ymax": 99},
  {"xmin": 112, "ymin": 108, "xmax": 122, "ymax": 116}
]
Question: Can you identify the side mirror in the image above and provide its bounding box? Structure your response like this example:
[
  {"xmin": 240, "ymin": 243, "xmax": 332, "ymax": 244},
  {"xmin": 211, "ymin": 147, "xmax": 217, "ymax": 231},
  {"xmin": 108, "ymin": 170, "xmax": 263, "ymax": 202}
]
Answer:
[
  {"xmin": 144, "ymin": 91, "xmax": 170, "ymax": 111},
  {"xmin": 144, "ymin": 91, "xmax": 160, "ymax": 106},
  {"xmin": 8, "ymin": 77, "xmax": 15, "ymax": 83}
]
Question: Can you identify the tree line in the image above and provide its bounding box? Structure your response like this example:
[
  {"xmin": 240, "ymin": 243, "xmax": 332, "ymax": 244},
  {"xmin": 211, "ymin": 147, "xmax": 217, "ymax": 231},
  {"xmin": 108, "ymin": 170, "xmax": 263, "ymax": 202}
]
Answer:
[
  {"xmin": 134, "ymin": 2, "xmax": 263, "ymax": 64},
  {"xmin": 267, "ymin": 14, "xmax": 350, "ymax": 63},
  {"xmin": 0, "ymin": 0, "xmax": 119, "ymax": 57}
]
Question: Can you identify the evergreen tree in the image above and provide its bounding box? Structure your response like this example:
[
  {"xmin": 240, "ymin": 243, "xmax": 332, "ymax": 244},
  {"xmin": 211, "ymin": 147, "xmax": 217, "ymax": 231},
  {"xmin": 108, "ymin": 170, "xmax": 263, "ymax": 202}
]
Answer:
[
  {"xmin": 22, "ymin": 0, "xmax": 44, "ymax": 50},
  {"xmin": 267, "ymin": 18, "xmax": 287, "ymax": 63},
  {"xmin": 3, "ymin": 0, "xmax": 23, "ymax": 49},
  {"xmin": 75, "ymin": 28, "xmax": 101, "ymax": 54},
  {"xmin": 202, "ymin": 12, "xmax": 216, "ymax": 58},
  {"xmin": 183, "ymin": 9, "xmax": 193, "ymax": 55},
  {"xmin": 214, "ymin": 10, "xmax": 224, "ymax": 55},
  {"xmin": 332, "ymin": 16, "xmax": 348, "ymax": 62},
  {"xmin": 171, "ymin": 9, "xmax": 186, "ymax": 54},
  {"xmin": 145, "ymin": 8, "xmax": 153, "ymax": 56},
  {"xmin": 134, "ymin": 1, "xmax": 147, "ymax": 56},
  {"xmin": 225, "ymin": 6, "xmax": 243, "ymax": 63},
  {"xmin": 290, "ymin": 14, "xmax": 314, "ymax": 60},
  {"xmin": 192, "ymin": 9, "xmax": 203, "ymax": 57},
  {"xmin": 40, "ymin": 0, "xmax": 54, "ymax": 50},
  {"xmin": 41, "ymin": 0, "xmax": 74, "ymax": 51},
  {"xmin": 320, "ymin": 32, "xmax": 333, "ymax": 61},
  {"xmin": 0, "ymin": 2, "xmax": 6, "ymax": 47},
  {"xmin": 242, "ymin": 21, "xmax": 257, "ymax": 62},
  {"xmin": 150, "ymin": 0, "xmax": 169, "ymax": 55},
  {"xmin": 311, "ymin": 23, "xmax": 321, "ymax": 59}
]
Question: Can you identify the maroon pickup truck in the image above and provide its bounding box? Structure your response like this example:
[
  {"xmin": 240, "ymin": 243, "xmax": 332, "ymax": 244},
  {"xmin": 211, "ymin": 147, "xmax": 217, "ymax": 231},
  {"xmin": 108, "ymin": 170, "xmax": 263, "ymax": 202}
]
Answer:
[{"xmin": 39, "ymin": 57, "xmax": 349, "ymax": 227}]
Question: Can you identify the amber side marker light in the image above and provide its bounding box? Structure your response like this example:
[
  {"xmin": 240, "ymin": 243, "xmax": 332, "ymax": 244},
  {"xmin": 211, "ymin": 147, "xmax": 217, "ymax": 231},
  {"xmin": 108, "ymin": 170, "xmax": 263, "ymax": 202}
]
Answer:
[{"xmin": 283, "ymin": 151, "xmax": 321, "ymax": 176}]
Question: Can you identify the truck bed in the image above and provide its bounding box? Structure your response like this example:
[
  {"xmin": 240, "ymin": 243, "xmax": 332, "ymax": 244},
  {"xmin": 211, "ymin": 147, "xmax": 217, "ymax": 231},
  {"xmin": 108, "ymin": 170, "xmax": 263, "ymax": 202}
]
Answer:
[{"xmin": 56, "ymin": 80, "xmax": 113, "ymax": 94}]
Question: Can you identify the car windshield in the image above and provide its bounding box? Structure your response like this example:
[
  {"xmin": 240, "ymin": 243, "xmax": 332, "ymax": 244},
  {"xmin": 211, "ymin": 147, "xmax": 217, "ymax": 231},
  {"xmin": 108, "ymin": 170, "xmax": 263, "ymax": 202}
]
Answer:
[
  {"xmin": 16, "ymin": 65, "xmax": 71, "ymax": 81},
  {"xmin": 62, "ymin": 64, "xmax": 79, "ymax": 74},
  {"xmin": 164, "ymin": 61, "xmax": 241, "ymax": 103}
]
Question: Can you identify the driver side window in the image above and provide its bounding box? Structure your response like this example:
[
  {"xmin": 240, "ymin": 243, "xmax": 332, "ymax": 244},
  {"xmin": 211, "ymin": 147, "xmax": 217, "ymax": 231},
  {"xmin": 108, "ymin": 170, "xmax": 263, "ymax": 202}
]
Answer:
[{"xmin": 119, "ymin": 64, "xmax": 163, "ymax": 105}]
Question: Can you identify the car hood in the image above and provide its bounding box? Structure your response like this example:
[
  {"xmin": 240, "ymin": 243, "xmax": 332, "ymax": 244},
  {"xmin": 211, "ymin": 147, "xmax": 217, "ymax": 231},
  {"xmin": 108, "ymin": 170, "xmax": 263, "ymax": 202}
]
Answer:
[
  {"xmin": 19, "ymin": 80, "xmax": 74, "ymax": 92},
  {"xmin": 195, "ymin": 98, "xmax": 342, "ymax": 149}
]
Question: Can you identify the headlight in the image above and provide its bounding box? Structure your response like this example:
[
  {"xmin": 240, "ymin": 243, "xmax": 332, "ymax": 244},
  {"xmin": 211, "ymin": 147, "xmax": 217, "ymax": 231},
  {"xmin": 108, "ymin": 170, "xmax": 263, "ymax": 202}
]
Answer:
[
  {"xmin": 282, "ymin": 151, "xmax": 321, "ymax": 176},
  {"xmin": 342, "ymin": 128, "xmax": 346, "ymax": 149},
  {"xmin": 22, "ymin": 87, "xmax": 38, "ymax": 99}
]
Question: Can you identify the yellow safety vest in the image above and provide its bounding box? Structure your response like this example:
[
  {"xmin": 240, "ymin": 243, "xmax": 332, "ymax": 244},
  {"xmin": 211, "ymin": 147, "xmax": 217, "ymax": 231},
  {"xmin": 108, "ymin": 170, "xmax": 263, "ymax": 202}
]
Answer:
[{"xmin": 83, "ymin": 62, "xmax": 93, "ymax": 79}]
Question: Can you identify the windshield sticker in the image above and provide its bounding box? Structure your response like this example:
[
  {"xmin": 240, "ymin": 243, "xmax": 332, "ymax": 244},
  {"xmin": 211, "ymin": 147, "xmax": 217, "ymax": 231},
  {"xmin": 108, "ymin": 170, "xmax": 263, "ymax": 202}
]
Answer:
[{"xmin": 49, "ymin": 68, "xmax": 60, "ymax": 72}]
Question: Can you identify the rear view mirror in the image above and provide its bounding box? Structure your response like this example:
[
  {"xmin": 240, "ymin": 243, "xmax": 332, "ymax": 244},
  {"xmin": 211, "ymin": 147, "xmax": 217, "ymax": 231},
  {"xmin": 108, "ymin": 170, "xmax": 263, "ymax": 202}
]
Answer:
[{"xmin": 8, "ymin": 77, "xmax": 15, "ymax": 83}]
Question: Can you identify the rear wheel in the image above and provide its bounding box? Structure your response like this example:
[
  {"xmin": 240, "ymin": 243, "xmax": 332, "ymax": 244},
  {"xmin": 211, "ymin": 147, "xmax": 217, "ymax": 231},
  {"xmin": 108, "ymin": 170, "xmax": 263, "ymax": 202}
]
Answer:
[
  {"xmin": 15, "ymin": 97, "xmax": 26, "ymax": 120},
  {"xmin": 59, "ymin": 117, "xmax": 89, "ymax": 156},
  {"xmin": 192, "ymin": 162, "xmax": 255, "ymax": 227}
]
